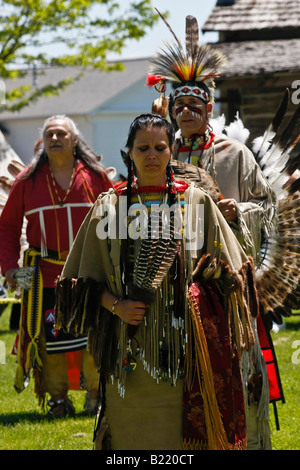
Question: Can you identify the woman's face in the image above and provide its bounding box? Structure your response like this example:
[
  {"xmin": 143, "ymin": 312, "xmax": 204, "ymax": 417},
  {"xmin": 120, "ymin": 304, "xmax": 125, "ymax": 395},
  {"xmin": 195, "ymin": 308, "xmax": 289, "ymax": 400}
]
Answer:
[{"xmin": 129, "ymin": 125, "xmax": 172, "ymax": 186}]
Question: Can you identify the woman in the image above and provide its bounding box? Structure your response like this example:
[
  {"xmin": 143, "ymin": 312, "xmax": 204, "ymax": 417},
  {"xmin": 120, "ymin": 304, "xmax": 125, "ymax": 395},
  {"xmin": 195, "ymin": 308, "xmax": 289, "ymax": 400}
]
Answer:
[{"xmin": 56, "ymin": 114, "xmax": 258, "ymax": 449}]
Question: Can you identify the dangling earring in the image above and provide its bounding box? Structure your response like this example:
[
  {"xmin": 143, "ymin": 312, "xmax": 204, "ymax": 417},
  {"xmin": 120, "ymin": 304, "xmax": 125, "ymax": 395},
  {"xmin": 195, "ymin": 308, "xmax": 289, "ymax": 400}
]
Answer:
[
  {"xmin": 130, "ymin": 159, "xmax": 134, "ymax": 183},
  {"xmin": 167, "ymin": 161, "xmax": 176, "ymax": 194},
  {"xmin": 207, "ymin": 121, "xmax": 213, "ymax": 134},
  {"xmin": 130, "ymin": 159, "xmax": 138, "ymax": 191}
]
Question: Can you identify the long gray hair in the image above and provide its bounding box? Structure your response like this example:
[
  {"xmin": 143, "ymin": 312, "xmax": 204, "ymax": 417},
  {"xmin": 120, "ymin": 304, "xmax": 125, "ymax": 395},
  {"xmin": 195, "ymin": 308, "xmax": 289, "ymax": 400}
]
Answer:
[{"xmin": 21, "ymin": 114, "xmax": 105, "ymax": 179}]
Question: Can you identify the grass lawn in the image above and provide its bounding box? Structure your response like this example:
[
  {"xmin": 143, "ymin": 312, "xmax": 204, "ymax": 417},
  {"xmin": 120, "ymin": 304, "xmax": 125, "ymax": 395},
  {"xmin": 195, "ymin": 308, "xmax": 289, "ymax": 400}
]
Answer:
[
  {"xmin": 0, "ymin": 303, "xmax": 299, "ymax": 450},
  {"xmin": 0, "ymin": 303, "xmax": 96, "ymax": 450},
  {"xmin": 268, "ymin": 312, "xmax": 300, "ymax": 450}
]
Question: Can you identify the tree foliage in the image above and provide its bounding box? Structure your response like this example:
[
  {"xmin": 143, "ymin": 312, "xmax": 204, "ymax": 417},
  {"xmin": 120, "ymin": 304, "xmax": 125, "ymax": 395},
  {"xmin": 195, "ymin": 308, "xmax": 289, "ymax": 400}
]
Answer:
[{"xmin": 0, "ymin": 0, "xmax": 160, "ymax": 111}]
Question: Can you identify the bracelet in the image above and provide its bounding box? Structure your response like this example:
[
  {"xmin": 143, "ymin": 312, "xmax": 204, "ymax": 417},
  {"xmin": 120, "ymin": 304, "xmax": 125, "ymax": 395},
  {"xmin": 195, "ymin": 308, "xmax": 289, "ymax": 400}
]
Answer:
[{"xmin": 111, "ymin": 297, "xmax": 121, "ymax": 315}]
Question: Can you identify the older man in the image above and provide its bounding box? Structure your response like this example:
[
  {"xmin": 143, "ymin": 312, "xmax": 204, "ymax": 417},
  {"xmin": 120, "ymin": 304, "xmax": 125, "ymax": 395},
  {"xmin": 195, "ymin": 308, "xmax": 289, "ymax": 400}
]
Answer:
[
  {"xmin": 0, "ymin": 115, "xmax": 112, "ymax": 417},
  {"xmin": 169, "ymin": 85, "xmax": 275, "ymax": 265},
  {"xmin": 168, "ymin": 81, "xmax": 281, "ymax": 451}
]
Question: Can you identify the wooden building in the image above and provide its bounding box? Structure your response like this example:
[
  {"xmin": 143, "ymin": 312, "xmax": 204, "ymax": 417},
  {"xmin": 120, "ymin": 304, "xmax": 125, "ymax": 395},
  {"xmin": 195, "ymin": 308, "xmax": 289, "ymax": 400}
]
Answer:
[{"xmin": 203, "ymin": 0, "xmax": 300, "ymax": 139}]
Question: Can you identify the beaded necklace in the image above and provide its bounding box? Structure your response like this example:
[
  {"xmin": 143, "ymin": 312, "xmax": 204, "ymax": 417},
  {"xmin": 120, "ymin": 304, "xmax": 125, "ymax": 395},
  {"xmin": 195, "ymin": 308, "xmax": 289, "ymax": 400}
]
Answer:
[
  {"xmin": 181, "ymin": 131, "xmax": 210, "ymax": 150},
  {"xmin": 122, "ymin": 185, "xmax": 186, "ymax": 385},
  {"xmin": 48, "ymin": 161, "xmax": 77, "ymax": 207},
  {"xmin": 46, "ymin": 161, "xmax": 96, "ymax": 260}
]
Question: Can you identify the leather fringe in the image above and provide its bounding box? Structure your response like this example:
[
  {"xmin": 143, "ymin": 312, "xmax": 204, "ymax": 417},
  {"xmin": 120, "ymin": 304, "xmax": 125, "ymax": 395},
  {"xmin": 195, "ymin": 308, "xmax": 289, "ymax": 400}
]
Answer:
[
  {"xmin": 33, "ymin": 367, "xmax": 47, "ymax": 409},
  {"xmin": 192, "ymin": 254, "xmax": 257, "ymax": 357},
  {"xmin": 184, "ymin": 255, "xmax": 259, "ymax": 450},
  {"xmin": 186, "ymin": 289, "xmax": 231, "ymax": 450},
  {"xmin": 55, "ymin": 276, "xmax": 121, "ymax": 376},
  {"xmin": 55, "ymin": 276, "xmax": 107, "ymax": 336},
  {"xmin": 183, "ymin": 437, "xmax": 247, "ymax": 451}
]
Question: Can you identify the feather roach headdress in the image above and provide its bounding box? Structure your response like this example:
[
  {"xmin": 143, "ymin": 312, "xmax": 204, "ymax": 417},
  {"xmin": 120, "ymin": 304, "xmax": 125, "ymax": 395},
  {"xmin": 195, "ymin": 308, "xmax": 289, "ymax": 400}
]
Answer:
[{"xmin": 146, "ymin": 9, "xmax": 227, "ymax": 114}]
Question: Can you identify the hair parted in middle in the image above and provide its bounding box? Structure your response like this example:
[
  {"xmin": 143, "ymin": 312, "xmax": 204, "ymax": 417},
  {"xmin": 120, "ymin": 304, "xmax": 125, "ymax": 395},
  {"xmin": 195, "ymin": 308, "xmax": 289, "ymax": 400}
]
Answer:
[{"xmin": 121, "ymin": 113, "xmax": 176, "ymax": 210}]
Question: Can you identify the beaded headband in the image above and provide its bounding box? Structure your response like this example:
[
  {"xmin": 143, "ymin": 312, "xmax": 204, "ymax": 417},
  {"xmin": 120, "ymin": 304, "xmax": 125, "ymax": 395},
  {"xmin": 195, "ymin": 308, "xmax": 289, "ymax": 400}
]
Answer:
[
  {"xmin": 146, "ymin": 10, "xmax": 226, "ymax": 115},
  {"xmin": 173, "ymin": 85, "xmax": 210, "ymax": 103}
]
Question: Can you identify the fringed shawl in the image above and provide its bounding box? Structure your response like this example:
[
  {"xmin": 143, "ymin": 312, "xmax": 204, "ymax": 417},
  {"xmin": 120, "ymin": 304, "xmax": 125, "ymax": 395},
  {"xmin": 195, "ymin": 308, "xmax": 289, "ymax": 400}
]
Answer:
[
  {"xmin": 55, "ymin": 184, "xmax": 259, "ymax": 450},
  {"xmin": 173, "ymin": 132, "xmax": 276, "ymax": 265}
]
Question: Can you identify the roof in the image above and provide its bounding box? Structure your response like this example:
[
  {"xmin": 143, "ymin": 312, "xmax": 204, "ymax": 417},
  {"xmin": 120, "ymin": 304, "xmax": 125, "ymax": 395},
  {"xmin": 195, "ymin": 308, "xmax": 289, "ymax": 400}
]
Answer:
[
  {"xmin": 203, "ymin": 0, "xmax": 300, "ymax": 33},
  {"xmin": 211, "ymin": 38, "xmax": 300, "ymax": 76},
  {"xmin": 0, "ymin": 58, "xmax": 151, "ymax": 120}
]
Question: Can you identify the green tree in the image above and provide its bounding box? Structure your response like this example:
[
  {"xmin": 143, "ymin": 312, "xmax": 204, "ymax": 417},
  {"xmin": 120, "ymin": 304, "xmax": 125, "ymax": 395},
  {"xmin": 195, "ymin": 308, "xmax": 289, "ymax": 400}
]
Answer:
[{"xmin": 0, "ymin": 0, "xmax": 160, "ymax": 111}]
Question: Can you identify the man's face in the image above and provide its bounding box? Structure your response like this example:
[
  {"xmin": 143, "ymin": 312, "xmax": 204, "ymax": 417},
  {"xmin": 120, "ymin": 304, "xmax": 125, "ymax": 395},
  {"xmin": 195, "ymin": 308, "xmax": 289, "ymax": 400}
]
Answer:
[
  {"xmin": 172, "ymin": 95, "xmax": 212, "ymax": 137},
  {"xmin": 43, "ymin": 119, "xmax": 78, "ymax": 160}
]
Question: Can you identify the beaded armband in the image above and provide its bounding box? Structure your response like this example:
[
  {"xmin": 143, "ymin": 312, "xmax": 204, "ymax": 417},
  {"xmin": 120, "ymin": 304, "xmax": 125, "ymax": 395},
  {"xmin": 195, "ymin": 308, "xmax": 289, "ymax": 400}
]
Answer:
[{"xmin": 111, "ymin": 298, "xmax": 121, "ymax": 315}]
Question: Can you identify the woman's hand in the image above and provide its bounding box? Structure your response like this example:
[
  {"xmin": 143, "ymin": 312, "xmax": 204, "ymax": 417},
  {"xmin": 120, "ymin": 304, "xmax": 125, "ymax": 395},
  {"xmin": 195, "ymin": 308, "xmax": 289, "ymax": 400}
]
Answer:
[
  {"xmin": 217, "ymin": 198, "xmax": 237, "ymax": 222},
  {"xmin": 113, "ymin": 299, "xmax": 147, "ymax": 325},
  {"xmin": 101, "ymin": 290, "xmax": 147, "ymax": 325}
]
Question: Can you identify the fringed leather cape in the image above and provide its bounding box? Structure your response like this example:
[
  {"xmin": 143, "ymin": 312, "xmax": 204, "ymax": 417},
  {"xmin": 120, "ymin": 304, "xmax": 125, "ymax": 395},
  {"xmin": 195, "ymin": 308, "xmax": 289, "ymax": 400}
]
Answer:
[
  {"xmin": 56, "ymin": 183, "xmax": 259, "ymax": 450},
  {"xmin": 173, "ymin": 132, "xmax": 276, "ymax": 265}
]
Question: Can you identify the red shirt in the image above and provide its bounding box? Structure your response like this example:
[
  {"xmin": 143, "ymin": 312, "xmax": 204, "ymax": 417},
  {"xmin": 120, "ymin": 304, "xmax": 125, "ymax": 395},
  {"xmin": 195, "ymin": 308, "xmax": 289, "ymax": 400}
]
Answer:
[{"xmin": 0, "ymin": 161, "xmax": 112, "ymax": 287}]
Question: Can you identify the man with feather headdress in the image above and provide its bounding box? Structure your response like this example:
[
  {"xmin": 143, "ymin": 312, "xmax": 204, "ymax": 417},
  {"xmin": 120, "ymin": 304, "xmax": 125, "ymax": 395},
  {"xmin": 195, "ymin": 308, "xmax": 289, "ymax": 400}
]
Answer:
[
  {"xmin": 145, "ymin": 11, "xmax": 288, "ymax": 450},
  {"xmin": 147, "ymin": 12, "xmax": 275, "ymax": 268}
]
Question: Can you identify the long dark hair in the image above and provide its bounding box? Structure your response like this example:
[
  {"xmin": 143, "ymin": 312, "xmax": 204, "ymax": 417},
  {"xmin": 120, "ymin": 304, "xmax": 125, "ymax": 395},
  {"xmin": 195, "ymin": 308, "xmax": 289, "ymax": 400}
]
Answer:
[
  {"xmin": 122, "ymin": 113, "xmax": 176, "ymax": 209},
  {"xmin": 21, "ymin": 114, "xmax": 105, "ymax": 180}
]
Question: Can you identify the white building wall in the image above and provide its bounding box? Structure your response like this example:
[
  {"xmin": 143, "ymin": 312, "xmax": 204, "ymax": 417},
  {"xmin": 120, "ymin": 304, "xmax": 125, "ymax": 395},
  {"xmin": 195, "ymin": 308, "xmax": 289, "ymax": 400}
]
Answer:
[
  {"xmin": 92, "ymin": 114, "xmax": 133, "ymax": 176},
  {"xmin": 2, "ymin": 77, "xmax": 158, "ymax": 174},
  {"xmin": 4, "ymin": 118, "xmax": 41, "ymax": 164},
  {"xmin": 91, "ymin": 79, "xmax": 157, "ymax": 176}
]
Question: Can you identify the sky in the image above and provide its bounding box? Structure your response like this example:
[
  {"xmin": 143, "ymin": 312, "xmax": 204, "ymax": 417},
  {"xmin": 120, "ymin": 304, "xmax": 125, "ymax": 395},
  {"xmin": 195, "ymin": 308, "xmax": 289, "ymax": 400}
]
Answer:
[
  {"xmin": 19, "ymin": 0, "xmax": 219, "ymax": 64},
  {"xmin": 114, "ymin": 0, "xmax": 218, "ymax": 60}
]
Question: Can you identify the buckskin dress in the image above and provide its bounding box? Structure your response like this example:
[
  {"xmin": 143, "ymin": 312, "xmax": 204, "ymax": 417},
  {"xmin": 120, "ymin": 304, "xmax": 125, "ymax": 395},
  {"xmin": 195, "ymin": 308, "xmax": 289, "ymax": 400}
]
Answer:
[{"xmin": 56, "ymin": 181, "xmax": 260, "ymax": 450}]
